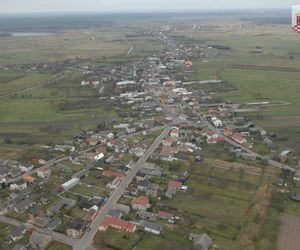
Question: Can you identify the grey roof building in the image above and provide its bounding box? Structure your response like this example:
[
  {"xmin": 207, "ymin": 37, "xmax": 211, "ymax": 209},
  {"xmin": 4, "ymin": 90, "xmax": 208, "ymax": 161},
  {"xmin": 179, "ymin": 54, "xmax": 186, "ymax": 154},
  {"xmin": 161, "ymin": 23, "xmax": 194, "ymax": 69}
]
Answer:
[
  {"xmin": 30, "ymin": 232, "xmax": 53, "ymax": 250},
  {"xmin": 189, "ymin": 233, "xmax": 213, "ymax": 250}
]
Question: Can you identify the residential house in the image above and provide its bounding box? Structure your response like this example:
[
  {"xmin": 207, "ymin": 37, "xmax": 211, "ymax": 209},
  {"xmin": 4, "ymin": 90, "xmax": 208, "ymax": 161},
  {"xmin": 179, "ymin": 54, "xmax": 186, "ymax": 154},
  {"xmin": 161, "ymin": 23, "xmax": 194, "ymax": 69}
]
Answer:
[
  {"xmin": 107, "ymin": 139, "xmax": 118, "ymax": 148},
  {"xmin": 18, "ymin": 163, "xmax": 34, "ymax": 173},
  {"xmin": 85, "ymin": 138, "xmax": 98, "ymax": 146},
  {"xmin": 9, "ymin": 167, "xmax": 22, "ymax": 178},
  {"xmin": 126, "ymin": 127, "xmax": 136, "ymax": 134},
  {"xmin": 263, "ymin": 138, "xmax": 274, "ymax": 149},
  {"xmin": 22, "ymin": 174, "xmax": 35, "ymax": 184},
  {"xmin": 165, "ymin": 180, "xmax": 182, "ymax": 199},
  {"xmin": 37, "ymin": 166, "xmax": 51, "ymax": 179},
  {"xmin": 211, "ymin": 117, "xmax": 222, "ymax": 127},
  {"xmin": 107, "ymin": 177, "xmax": 121, "ymax": 190},
  {"xmin": 158, "ymin": 211, "xmax": 173, "ymax": 221},
  {"xmin": 114, "ymin": 203, "xmax": 130, "ymax": 214},
  {"xmin": 206, "ymin": 131, "xmax": 224, "ymax": 144},
  {"xmin": 61, "ymin": 178, "xmax": 79, "ymax": 191},
  {"xmin": 170, "ymin": 128, "xmax": 179, "ymax": 138},
  {"xmin": 279, "ymin": 150, "xmax": 292, "ymax": 164},
  {"xmin": 139, "ymin": 168, "xmax": 162, "ymax": 178},
  {"xmin": 160, "ymin": 146, "xmax": 179, "ymax": 156},
  {"xmin": 30, "ymin": 232, "xmax": 53, "ymax": 250},
  {"xmin": 99, "ymin": 216, "xmax": 136, "ymax": 233},
  {"xmin": 131, "ymin": 196, "xmax": 150, "ymax": 211},
  {"xmin": 168, "ymin": 180, "xmax": 182, "ymax": 190},
  {"xmin": 47, "ymin": 197, "xmax": 76, "ymax": 215},
  {"xmin": 136, "ymin": 211, "xmax": 158, "ymax": 221},
  {"xmin": 10, "ymin": 225, "xmax": 26, "ymax": 242},
  {"xmin": 231, "ymin": 133, "xmax": 247, "ymax": 145},
  {"xmin": 236, "ymin": 151, "xmax": 257, "ymax": 161},
  {"xmin": 103, "ymin": 170, "xmax": 125, "ymax": 180},
  {"xmin": 137, "ymin": 181, "xmax": 159, "ymax": 197},
  {"xmin": 13, "ymin": 195, "xmax": 37, "ymax": 213},
  {"xmin": 34, "ymin": 216, "xmax": 50, "ymax": 228},
  {"xmin": 224, "ymin": 128, "xmax": 234, "ymax": 137},
  {"xmin": 162, "ymin": 138, "xmax": 174, "ymax": 147},
  {"xmin": 143, "ymin": 221, "xmax": 163, "ymax": 235},
  {"xmin": 189, "ymin": 233, "xmax": 213, "ymax": 250},
  {"xmin": 54, "ymin": 145, "xmax": 75, "ymax": 152},
  {"xmin": 165, "ymin": 187, "xmax": 177, "ymax": 198},
  {"xmin": 10, "ymin": 180, "xmax": 27, "ymax": 191},
  {"xmin": 47, "ymin": 218, "xmax": 62, "ymax": 231},
  {"xmin": 84, "ymin": 206, "xmax": 99, "ymax": 222},
  {"xmin": 94, "ymin": 153, "xmax": 104, "ymax": 161},
  {"xmin": 38, "ymin": 156, "xmax": 55, "ymax": 165},
  {"xmin": 108, "ymin": 209, "xmax": 123, "ymax": 219},
  {"xmin": 66, "ymin": 219, "xmax": 88, "ymax": 239},
  {"xmin": 135, "ymin": 172, "xmax": 146, "ymax": 182}
]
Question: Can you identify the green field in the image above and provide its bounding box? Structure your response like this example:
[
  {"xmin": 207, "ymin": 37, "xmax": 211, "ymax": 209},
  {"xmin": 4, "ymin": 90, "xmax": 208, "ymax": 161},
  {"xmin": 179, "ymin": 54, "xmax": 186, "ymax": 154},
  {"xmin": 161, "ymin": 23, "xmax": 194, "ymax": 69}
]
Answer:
[
  {"xmin": 0, "ymin": 72, "xmax": 52, "ymax": 94},
  {"xmin": 0, "ymin": 23, "xmax": 164, "ymax": 158},
  {"xmin": 47, "ymin": 241, "xmax": 72, "ymax": 250}
]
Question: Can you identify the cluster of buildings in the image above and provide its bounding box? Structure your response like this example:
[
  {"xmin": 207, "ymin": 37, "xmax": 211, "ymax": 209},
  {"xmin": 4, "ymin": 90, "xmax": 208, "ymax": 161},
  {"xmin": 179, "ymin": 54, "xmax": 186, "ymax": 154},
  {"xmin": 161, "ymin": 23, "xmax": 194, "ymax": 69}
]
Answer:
[{"xmin": 1, "ymin": 24, "xmax": 299, "ymax": 250}]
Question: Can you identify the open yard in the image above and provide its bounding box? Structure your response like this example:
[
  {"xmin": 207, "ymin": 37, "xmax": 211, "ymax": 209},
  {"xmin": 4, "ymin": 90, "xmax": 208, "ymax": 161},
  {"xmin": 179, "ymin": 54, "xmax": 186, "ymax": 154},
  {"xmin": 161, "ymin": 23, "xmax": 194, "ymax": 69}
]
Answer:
[{"xmin": 277, "ymin": 214, "xmax": 300, "ymax": 250}]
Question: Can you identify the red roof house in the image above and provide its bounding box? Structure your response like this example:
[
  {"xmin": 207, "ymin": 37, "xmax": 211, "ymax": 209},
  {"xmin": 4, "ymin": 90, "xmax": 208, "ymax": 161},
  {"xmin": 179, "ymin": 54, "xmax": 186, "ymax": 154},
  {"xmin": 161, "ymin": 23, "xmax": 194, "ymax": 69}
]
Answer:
[
  {"xmin": 168, "ymin": 180, "xmax": 182, "ymax": 190},
  {"xmin": 160, "ymin": 146, "xmax": 179, "ymax": 156},
  {"xmin": 162, "ymin": 138, "xmax": 174, "ymax": 147},
  {"xmin": 85, "ymin": 138, "xmax": 98, "ymax": 146},
  {"xmin": 158, "ymin": 211, "xmax": 173, "ymax": 220},
  {"xmin": 231, "ymin": 133, "xmax": 247, "ymax": 145},
  {"xmin": 99, "ymin": 216, "xmax": 136, "ymax": 233},
  {"xmin": 103, "ymin": 170, "xmax": 125, "ymax": 180},
  {"xmin": 131, "ymin": 196, "xmax": 150, "ymax": 211}
]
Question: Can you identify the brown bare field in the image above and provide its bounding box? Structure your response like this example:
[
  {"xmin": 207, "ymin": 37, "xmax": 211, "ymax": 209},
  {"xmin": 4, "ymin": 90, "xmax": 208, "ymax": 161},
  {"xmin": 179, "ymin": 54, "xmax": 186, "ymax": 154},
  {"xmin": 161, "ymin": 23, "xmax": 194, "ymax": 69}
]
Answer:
[{"xmin": 277, "ymin": 214, "xmax": 300, "ymax": 250}]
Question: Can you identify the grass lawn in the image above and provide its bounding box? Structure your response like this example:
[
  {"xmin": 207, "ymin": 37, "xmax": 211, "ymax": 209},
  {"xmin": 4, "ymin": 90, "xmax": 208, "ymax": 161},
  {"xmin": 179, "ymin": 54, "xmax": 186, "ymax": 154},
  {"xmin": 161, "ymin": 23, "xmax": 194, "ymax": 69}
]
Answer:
[
  {"xmin": 161, "ymin": 162, "xmax": 275, "ymax": 250},
  {"xmin": 94, "ymin": 228, "xmax": 143, "ymax": 250},
  {"xmin": 0, "ymin": 73, "xmax": 52, "ymax": 94},
  {"xmin": 46, "ymin": 241, "xmax": 72, "ymax": 250}
]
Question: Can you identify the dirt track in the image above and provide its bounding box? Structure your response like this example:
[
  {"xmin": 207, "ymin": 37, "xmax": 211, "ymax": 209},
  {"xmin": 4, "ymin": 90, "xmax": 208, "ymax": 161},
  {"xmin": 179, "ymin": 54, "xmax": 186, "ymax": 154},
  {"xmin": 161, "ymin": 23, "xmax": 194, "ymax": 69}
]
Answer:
[{"xmin": 277, "ymin": 214, "xmax": 300, "ymax": 250}]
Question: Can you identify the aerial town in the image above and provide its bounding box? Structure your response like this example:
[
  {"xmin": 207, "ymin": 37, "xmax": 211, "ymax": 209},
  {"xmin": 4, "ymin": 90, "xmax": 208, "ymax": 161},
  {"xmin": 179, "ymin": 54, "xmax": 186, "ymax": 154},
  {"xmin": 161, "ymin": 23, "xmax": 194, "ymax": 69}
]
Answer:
[
  {"xmin": 0, "ymin": 24, "xmax": 299, "ymax": 250},
  {"xmin": 1, "ymin": 3, "xmax": 300, "ymax": 249}
]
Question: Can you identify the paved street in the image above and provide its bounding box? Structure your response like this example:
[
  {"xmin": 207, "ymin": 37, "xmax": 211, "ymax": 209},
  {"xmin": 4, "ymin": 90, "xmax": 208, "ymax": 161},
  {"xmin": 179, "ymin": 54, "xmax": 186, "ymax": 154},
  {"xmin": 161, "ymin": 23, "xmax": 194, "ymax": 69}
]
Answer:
[
  {"xmin": 73, "ymin": 125, "xmax": 171, "ymax": 250},
  {"xmin": 2, "ymin": 125, "xmax": 170, "ymax": 249}
]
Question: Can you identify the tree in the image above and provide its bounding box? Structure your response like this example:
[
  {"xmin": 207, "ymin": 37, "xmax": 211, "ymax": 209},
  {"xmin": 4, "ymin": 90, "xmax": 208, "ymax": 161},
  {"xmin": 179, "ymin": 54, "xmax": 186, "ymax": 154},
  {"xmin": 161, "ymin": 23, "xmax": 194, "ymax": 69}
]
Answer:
[{"xmin": 3, "ymin": 137, "xmax": 12, "ymax": 144}]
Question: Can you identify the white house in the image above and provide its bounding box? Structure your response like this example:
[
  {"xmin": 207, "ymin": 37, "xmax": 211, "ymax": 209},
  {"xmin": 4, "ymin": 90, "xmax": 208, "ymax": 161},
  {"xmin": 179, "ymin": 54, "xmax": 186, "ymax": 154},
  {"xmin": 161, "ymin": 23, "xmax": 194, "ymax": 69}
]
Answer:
[
  {"xmin": 170, "ymin": 127, "xmax": 179, "ymax": 138},
  {"xmin": 94, "ymin": 153, "xmax": 104, "ymax": 161},
  {"xmin": 61, "ymin": 178, "xmax": 79, "ymax": 191},
  {"xmin": 211, "ymin": 117, "xmax": 223, "ymax": 127},
  {"xmin": 37, "ymin": 166, "xmax": 51, "ymax": 179}
]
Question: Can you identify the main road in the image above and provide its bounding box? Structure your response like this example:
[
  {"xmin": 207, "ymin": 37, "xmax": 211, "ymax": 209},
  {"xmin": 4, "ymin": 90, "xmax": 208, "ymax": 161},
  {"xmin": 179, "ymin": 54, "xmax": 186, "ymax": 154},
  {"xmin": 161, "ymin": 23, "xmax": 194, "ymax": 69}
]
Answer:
[{"xmin": 73, "ymin": 125, "xmax": 171, "ymax": 250}]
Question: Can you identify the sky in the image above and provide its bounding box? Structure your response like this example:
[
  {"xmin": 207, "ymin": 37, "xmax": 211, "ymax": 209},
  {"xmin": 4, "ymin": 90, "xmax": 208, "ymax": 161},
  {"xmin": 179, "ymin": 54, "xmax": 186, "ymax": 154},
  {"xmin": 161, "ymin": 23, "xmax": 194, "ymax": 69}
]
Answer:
[{"xmin": 1, "ymin": 0, "xmax": 300, "ymax": 14}]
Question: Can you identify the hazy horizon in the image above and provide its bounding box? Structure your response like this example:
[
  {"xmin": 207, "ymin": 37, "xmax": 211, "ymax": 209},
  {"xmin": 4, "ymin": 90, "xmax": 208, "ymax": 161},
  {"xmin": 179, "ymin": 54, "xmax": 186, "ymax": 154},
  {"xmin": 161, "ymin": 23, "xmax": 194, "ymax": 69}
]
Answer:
[{"xmin": 0, "ymin": 0, "xmax": 299, "ymax": 14}]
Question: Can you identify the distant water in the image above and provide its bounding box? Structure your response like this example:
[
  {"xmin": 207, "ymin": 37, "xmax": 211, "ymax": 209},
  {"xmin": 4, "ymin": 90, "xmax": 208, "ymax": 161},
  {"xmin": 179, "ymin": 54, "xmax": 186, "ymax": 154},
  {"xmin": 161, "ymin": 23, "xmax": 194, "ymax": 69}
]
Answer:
[{"xmin": 11, "ymin": 32, "xmax": 50, "ymax": 37}]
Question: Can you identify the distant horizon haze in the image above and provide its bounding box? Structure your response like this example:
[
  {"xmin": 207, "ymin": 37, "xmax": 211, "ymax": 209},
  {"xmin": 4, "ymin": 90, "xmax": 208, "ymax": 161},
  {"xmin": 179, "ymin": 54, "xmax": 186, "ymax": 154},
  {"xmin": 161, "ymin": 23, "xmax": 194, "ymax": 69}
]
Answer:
[{"xmin": 0, "ymin": 0, "xmax": 299, "ymax": 14}]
